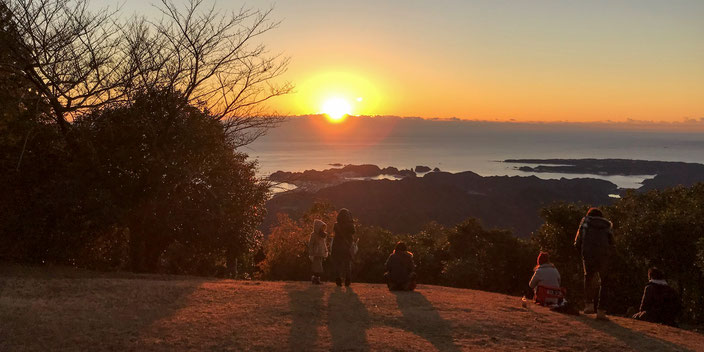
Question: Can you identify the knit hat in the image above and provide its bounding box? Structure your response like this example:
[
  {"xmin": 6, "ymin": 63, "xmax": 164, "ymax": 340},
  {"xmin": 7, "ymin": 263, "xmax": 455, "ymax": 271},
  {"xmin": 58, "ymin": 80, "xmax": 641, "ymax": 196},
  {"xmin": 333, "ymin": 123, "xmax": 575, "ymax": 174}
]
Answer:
[
  {"xmin": 537, "ymin": 252, "xmax": 550, "ymax": 266},
  {"xmin": 313, "ymin": 219, "xmax": 327, "ymax": 234},
  {"xmin": 587, "ymin": 207, "xmax": 603, "ymax": 217}
]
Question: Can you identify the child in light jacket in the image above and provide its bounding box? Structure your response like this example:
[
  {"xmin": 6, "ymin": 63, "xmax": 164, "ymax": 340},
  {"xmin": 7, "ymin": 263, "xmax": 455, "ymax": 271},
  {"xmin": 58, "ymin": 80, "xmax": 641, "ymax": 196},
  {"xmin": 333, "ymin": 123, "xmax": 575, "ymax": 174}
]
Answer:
[
  {"xmin": 529, "ymin": 252, "xmax": 562, "ymax": 305},
  {"xmin": 308, "ymin": 219, "xmax": 328, "ymax": 284}
]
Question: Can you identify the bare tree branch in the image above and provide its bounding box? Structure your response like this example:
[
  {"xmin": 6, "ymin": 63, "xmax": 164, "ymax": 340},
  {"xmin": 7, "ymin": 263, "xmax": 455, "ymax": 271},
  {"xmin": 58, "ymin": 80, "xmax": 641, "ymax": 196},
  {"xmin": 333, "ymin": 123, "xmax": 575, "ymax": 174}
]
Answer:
[
  {"xmin": 131, "ymin": 0, "xmax": 292, "ymax": 146},
  {"xmin": 2, "ymin": 0, "xmax": 292, "ymax": 147}
]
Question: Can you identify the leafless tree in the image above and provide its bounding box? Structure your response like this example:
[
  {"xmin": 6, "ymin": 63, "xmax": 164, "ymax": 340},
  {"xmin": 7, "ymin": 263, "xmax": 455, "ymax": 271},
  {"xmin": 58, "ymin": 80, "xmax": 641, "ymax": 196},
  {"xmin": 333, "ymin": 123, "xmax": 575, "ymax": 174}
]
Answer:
[
  {"xmin": 1, "ymin": 0, "xmax": 291, "ymax": 147},
  {"xmin": 1, "ymin": 0, "xmax": 128, "ymax": 136},
  {"xmin": 126, "ymin": 0, "xmax": 291, "ymax": 147}
]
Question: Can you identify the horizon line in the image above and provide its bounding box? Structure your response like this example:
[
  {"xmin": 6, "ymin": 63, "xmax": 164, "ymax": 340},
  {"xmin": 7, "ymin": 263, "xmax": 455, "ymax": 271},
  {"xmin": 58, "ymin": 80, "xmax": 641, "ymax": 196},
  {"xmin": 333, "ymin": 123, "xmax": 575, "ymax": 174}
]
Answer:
[{"xmin": 281, "ymin": 114, "xmax": 704, "ymax": 130}]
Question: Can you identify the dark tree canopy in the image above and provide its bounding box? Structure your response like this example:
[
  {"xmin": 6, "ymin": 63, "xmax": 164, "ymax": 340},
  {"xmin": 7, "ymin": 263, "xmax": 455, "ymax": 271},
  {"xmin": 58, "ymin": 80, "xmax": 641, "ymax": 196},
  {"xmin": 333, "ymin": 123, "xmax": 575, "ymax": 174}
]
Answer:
[
  {"xmin": 74, "ymin": 89, "xmax": 270, "ymax": 272},
  {"xmin": 0, "ymin": 1, "xmax": 284, "ymax": 275}
]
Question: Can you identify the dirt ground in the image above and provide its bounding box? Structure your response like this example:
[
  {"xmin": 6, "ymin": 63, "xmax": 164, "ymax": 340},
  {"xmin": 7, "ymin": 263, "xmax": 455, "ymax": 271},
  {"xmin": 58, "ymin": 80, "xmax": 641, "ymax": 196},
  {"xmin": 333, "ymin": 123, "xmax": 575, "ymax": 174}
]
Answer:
[{"xmin": 1, "ymin": 265, "xmax": 702, "ymax": 351}]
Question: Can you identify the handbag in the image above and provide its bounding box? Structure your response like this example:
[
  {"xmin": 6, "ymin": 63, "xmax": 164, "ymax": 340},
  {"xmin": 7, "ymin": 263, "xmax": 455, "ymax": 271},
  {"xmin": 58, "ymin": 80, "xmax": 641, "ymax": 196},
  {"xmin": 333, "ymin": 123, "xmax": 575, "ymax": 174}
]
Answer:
[{"xmin": 350, "ymin": 238, "xmax": 359, "ymax": 256}]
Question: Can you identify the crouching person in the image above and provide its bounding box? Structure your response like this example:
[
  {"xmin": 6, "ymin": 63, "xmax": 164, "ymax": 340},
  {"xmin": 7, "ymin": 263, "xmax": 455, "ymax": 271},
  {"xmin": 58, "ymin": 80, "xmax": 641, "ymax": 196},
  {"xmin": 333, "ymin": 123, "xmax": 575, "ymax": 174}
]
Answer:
[
  {"xmin": 384, "ymin": 242, "xmax": 417, "ymax": 291},
  {"xmin": 632, "ymin": 267, "xmax": 681, "ymax": 327},
  {"xmin": 529, "ymin": 252, "xmax": 563, "ymax": 306}
]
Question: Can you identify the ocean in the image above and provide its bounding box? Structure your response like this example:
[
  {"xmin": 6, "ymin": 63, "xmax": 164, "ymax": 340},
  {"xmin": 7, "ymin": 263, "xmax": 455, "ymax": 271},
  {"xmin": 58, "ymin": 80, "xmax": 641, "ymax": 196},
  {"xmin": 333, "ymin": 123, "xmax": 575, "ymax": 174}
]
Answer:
[{"xmin": 246, "ymin": 116, "xmax": 704, "ymax": 189}]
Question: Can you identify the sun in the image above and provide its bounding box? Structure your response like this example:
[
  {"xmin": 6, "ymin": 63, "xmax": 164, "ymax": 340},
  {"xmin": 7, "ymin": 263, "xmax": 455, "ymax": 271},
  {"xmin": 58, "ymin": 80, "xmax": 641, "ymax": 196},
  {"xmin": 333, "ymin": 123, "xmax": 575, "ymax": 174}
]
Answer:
[{"xmin": 321, "ymin": 97, "xmax": 352, "ymax": 122}]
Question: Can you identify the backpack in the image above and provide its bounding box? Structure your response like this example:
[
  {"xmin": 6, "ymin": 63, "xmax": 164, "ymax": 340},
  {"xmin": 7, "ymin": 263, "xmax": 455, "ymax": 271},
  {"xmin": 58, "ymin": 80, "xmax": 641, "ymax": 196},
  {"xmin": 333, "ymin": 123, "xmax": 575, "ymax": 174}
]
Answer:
[{"xmin": 550, "ymin": 300, "xmax": 580, "ymax": 316}]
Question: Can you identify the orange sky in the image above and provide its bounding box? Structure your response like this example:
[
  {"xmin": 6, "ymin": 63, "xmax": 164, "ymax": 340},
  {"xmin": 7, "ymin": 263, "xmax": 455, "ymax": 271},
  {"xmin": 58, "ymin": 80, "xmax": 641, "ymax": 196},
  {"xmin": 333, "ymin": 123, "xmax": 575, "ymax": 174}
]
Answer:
[
  {"xmin": 105, "ymin": 0, "xmax": 704, "ymax": 123},
  {"xmin": 261, "ymin": 1, "xmax": 704, "ymax": 123}
]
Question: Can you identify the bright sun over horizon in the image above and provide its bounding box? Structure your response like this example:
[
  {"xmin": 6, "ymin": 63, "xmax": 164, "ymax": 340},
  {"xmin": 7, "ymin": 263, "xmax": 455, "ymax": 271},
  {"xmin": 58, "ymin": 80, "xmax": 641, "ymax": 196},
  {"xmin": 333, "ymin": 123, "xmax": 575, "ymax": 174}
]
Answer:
[
  {"xmin": 263, "ymin": 0, "xmax": 704, "ymax": 124},
  {"xmin": 104, "ymin": 0, "xmax": 704, "ymax": 124},
  {"xmin": 321, "ymin": 97, "xmax": 353, "ymax": 122}
]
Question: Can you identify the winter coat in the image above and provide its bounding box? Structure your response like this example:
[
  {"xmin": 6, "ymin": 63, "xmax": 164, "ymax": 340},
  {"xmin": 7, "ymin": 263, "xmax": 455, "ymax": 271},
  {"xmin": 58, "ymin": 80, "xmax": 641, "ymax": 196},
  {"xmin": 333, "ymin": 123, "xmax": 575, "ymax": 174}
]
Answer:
[
  {"xmin": 308, "ymin": 219, "xmax": 328, "ymax": 258},
  {"xmin": 529, "ymin": 263, "xmax": 561, "ymax": 289},
  {"xmin": 330, "ymin": 209, "xmax": 355, "ymax": 261},
  {"xmin": 634, "ymin": 280, "xmax": 681, "ymax": 326},
  {"xmin": 574, "ymin": 216, "xmax": 614, "ymax": 262},
  {"xmin": 385, "ymin": 251, "xmax": 415, "ymax": 284}
]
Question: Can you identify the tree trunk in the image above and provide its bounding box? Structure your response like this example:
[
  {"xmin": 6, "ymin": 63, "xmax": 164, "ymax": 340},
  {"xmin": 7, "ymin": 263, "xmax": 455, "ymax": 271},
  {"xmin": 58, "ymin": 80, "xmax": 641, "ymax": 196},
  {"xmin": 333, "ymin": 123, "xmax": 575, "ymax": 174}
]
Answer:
[
  {"xmin": 128, "ymin": 230, "xmax": 146, "ymax": 272},
  {"xmin": 226, "ymin": 246, "xmax": 238, "ymax": 278}
]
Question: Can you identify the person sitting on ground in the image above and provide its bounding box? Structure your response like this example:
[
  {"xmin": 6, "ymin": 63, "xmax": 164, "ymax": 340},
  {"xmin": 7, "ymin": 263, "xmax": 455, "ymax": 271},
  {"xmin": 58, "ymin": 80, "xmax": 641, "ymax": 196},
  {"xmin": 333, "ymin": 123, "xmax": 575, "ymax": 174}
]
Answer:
[
  {"xmin": 632, "ymin": 267, "xmax": 681, "ymax": 327},
  {"xmin": 528, "ymin": 251, "xmax": 562, "ymax": 305},
  {"xmin": 308, "ymin": 219, "xmax": 328, "ymax": 285},
  {"xmin": 384, "ymin": 241, "xmax": 417, "ymax": 291}
]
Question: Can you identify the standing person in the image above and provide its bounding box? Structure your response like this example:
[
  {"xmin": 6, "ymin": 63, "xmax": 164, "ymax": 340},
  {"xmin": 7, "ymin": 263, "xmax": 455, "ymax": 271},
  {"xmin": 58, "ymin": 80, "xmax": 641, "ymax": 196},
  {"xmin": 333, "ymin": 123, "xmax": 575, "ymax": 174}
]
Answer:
[
  {"xmin": 528, "ymin": 252, "xmax": 562, "ymax": 305},
  {"xmin": 574, "ymin": 207, "xmax": 614, "ymax": 320},
  {"xmin": 308, "ymin": 219, "xmax": 328, "ymax": 285},
  {"xmin": 330, "ymin": 208, "xmax": 355, "ymax": 287},
  {"xmin": 632, "ymin": 267, "xmax": 681, "ymax": 327},
  {"xmin": 384, "ymin": 241, "xmax": 417, "ymax": 291}
]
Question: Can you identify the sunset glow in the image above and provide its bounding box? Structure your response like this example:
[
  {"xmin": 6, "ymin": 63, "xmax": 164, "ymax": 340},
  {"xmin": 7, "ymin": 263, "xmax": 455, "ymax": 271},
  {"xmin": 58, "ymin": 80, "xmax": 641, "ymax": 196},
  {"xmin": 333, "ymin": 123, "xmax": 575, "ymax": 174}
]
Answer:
[
  {"xmin": 321, "ymin": 97, "xmax": 352, "ymax": 122},
  {"xmin": 260, "ymin": 1, "xmax": 704, "ymax": 124},
  {"xmin": 99, "ymin": 1, "xmax": 704, "ymax": 125}
]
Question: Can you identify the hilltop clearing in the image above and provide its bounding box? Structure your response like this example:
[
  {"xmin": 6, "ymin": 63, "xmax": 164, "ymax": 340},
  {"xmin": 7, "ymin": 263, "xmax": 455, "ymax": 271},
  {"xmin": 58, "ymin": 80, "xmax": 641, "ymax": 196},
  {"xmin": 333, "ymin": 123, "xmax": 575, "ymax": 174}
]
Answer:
[{"xmin": 1, "ymin": 266, "xmax": 701, "ymax": 351}]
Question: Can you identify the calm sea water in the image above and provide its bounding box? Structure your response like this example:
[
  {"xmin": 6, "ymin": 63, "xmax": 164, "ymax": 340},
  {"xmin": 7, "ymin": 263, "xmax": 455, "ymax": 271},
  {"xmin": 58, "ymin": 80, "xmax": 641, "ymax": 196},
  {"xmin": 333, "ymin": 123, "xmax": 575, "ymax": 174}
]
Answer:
[{"xmin": 246, "ymin": 117, "xmax": 704, "ymax": 189}]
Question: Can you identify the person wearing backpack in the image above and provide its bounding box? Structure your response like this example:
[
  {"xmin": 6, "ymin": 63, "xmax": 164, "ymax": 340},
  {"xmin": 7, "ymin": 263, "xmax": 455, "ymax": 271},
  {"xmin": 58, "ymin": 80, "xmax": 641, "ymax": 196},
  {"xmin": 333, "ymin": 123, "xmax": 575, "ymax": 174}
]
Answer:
[
  {"xmin": 330, "ymin": 208, "xmax": 356, "ymax": 287},
  {"xmin": 574, "ymin": 207, "xmax": 614, "ymax": 320},
  {"xmin": 632, "ymin": 267, "xmax": 681, "ymax": 327},
  {"xmin": 308, "ymin": 219, "xmax": 328, "ymax": 285},
  {"xmin": 384, "ymin": 241, "xmax": 417, "ymax": 291}
]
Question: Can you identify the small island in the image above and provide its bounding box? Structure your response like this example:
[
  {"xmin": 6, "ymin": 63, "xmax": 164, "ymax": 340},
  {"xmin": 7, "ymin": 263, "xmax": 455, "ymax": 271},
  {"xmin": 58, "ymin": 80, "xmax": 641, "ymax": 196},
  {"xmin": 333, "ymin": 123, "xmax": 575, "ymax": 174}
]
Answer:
[
  {"xmin": 269, "ymin": 164, "xmax": 416, "ymax": 192},
  {"xmin": 505, "ymin": 158, "xmax": 704, "ymax": 190}
]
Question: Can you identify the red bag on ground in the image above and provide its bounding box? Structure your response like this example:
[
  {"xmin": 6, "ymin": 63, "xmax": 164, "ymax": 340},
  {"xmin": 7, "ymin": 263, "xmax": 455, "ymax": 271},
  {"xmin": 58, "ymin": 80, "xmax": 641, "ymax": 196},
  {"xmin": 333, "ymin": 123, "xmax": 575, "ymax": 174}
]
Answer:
[{"xmin": 535, "ymin": 285, "xmax": 566, "ymax": 306}]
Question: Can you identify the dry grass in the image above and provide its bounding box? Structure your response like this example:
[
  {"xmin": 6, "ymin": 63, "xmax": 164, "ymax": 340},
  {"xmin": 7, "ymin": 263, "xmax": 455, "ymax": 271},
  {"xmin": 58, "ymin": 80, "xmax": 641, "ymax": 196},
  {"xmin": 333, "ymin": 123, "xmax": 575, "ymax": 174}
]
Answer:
[{"xmin": 1, "ymin": 264, "xmax": 702, "ymax": 351}]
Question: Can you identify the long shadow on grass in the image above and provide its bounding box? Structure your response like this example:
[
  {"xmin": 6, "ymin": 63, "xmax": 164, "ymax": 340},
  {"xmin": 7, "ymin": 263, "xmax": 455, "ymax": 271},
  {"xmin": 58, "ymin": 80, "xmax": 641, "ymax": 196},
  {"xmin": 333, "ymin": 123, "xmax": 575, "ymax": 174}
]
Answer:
[
  {"xmin": 0, "ymin": 268, "xmax": 204, "ymax": 350},
  {"xmin": 392, "ymin": 290, "xmax": 461, "ymax": 352},
  {"xmin": 286, "ymin": 284, "xmax": 325, "ymax": 350},
  {"xmin": 575, "ymin": 316, "xmax": 692, "ymax": 352},
  {"xmin": 328, "ymin": 287, "xmax": 370, "ymax": 351}
]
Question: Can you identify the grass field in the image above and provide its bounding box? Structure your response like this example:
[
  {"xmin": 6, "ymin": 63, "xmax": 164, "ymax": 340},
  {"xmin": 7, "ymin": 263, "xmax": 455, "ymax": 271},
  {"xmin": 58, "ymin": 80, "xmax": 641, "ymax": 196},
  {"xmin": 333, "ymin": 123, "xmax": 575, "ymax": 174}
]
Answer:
[{"xmin": 1, "ymin": 265, "xmax": 702, "ymax": 351}]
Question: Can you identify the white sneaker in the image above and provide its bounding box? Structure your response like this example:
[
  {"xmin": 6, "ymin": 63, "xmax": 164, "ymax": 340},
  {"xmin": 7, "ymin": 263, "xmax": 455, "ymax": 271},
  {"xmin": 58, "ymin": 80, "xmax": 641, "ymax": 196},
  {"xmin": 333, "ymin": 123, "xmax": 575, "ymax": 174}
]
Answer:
[{"xmin": 583, "ymin": 306, "xmax": 596, "ymax": 314}]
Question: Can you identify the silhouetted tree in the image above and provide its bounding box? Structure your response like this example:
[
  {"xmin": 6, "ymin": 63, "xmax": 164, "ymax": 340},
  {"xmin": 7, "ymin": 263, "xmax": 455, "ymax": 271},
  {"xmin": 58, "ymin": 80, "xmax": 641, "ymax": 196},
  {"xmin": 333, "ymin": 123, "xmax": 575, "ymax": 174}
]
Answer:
[
  {"xmin": 443, "ymin": 218, "xmax": 535, "ymax": 294},
  {"xmin": 1, "ymin": 0, "xmax": 288, "ymax": 272},
  {"xmin": 2, "ymin": 0, "xmax": 291, "ymax": 148},
  {"xmin": 0, "ymin": 3, "xmax": 78, "ymax": 263},
  {"xmin": 610, "ymin": 186, "xmax": 704, "ymax": 321},
  {"xmin": 75, "ymin": 89, "xmax": 269, "ymax": 272},
  {"xmin": 126, "ymin": 0, "xmax": 292, "ymax": 147}
]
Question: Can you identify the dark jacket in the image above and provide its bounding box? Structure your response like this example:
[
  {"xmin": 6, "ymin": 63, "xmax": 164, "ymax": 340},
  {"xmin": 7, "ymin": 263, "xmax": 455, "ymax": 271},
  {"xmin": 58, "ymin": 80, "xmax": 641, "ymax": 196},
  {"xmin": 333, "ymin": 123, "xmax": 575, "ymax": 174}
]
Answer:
[
  {"xmin": 385, "ymin": 251, "xmax": 415, "ymax": 283},
  {"xmin": 574, "ymin": 216, "xmax": 614, "ymax": 262},
  {"xmin": 634, "ymin": 281, "xmax": 681, "ymax": 326},
  {"xmin": 331, "ymin": 210, "xmax": 355, "ymax": 261}
]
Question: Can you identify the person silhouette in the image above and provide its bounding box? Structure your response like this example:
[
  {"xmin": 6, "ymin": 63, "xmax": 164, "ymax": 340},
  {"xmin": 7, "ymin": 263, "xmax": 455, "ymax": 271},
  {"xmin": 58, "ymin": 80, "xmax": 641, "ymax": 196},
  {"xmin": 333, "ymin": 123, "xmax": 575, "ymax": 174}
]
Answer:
[
  {"xmin": 384, "ymin": 241, "xmax": 417, "ymax": 291},
  {"xmin": 574, "ymin": 207, "xmax": 614, "ymax": 320},
  {"xmin": 330, "ymin": 208, "xmax": 356, "ymax": 287}
]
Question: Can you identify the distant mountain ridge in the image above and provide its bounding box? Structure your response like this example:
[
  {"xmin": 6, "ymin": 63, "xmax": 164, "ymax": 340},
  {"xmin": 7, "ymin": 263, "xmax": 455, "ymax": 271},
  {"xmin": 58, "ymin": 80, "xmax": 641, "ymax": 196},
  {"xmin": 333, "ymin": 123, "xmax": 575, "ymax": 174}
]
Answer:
[
  {"xmin": 266, "ymin": 167, "xmax": 618, "ymax": 237},
  {"xmin": 265, "ymin": 159, "xmax": 704, "ymax": 237}
]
